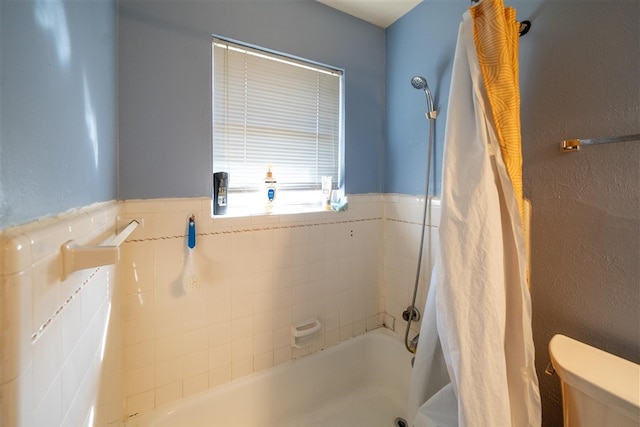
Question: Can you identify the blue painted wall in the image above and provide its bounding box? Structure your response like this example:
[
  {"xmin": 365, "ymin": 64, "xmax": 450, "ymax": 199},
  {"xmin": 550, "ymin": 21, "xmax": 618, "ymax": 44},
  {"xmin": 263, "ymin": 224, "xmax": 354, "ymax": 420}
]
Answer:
[
  {"xmin": 118, "ymin": 0, "xmax": 385, "ymax": 199},
  {"xmin": 387, "ymin": 1, "xmax": 639, "ymax": 425},
  {"xmin": 0, "ymin": 0, "xmax": 117, "ymax": 229},
  {"xmin": 385, "ymin": 1, "xmax": 464, "ymax": 196}
]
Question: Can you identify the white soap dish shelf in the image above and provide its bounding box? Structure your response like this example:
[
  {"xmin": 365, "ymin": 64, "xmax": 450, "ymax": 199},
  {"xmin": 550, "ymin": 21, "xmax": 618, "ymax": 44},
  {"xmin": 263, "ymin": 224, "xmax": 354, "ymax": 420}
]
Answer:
[{"xmin": 291, "ymin": 317, "xmax": 322, "ymax": 348}]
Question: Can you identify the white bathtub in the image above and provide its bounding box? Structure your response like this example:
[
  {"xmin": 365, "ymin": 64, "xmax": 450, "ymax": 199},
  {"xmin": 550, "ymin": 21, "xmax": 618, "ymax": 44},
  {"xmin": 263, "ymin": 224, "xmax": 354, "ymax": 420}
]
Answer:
[{"xmin": 126, "ymin": 328, "xmax": 412, "ymax": 427}]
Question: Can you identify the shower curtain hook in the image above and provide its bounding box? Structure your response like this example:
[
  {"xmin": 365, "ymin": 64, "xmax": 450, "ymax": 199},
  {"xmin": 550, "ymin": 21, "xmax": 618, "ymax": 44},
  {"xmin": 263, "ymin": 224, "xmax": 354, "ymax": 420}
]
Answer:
[{"xmin": 519, "ymin": 20, "xmax": 531, "ymax": 37}]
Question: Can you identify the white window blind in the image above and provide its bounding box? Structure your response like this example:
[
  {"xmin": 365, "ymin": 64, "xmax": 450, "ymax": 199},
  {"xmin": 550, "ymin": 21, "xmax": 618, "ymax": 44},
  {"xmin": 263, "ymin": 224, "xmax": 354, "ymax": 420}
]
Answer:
[{"xmin": 212, "ymin": 38, "xmax": 343, "ymax": 196}]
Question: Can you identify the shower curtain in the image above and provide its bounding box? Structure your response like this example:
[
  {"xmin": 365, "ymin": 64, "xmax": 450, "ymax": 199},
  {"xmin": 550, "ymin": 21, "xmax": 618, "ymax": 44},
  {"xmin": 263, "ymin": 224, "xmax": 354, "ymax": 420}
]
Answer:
[{"xmin": 407, "ymin": 1, "xmax": 541, "ymax": 426}]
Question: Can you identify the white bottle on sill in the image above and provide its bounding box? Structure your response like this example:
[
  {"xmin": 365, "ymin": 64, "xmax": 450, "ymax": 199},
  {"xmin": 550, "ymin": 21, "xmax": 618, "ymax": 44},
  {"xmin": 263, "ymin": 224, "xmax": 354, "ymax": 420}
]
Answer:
[{"xmin": 264, "ymin": 166, "xmax": 277, "ymax": 213}]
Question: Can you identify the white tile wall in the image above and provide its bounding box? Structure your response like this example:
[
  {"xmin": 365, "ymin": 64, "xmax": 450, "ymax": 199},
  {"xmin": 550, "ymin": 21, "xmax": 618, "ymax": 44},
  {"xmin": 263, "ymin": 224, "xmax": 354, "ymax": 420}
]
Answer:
[
  {"xmin": 0, "ymin": 194, "xmax": 439, "ymax": 423},
  {"xmin": 117, "ymin": 194, "xmax": 439, "ymax": 417},
  {"xmin": 118, "ymin": 195, "xmax": 387, "ymax": 416},
  {"xmin": 383, "ymin": 195, "xmax": 441, "ymax": 340},
  {"xmin": 0, "ymin": 202, "xmax": 124, "ymax": 427}
]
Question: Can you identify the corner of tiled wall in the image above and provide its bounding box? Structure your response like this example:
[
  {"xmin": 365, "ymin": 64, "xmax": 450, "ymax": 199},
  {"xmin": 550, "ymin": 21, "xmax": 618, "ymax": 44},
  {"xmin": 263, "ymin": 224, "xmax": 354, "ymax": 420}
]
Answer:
[{"xmin": 1, "ymin": 201, "xmax": 125, "ymax": 426}]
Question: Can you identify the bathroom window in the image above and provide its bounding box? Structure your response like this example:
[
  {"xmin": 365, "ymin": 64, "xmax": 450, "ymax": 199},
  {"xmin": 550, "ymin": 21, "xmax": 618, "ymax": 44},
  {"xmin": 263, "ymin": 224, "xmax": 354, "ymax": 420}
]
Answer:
[{"xmin": 212, "ymin": 37, "xmax": 344, "ymax": 216}]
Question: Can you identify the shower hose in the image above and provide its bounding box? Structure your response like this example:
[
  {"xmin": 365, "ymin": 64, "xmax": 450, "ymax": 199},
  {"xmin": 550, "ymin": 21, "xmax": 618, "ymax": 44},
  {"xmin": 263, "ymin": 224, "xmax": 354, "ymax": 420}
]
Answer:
[{"xmin": 403, "ymin": 114, "xmax": 435, "ymax": 354}]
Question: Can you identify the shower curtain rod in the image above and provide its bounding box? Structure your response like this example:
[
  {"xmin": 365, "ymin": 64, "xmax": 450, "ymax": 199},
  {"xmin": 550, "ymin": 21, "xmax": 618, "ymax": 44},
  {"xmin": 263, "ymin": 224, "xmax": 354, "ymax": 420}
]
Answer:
[
  {"xmin": 469, "ymin": 0, "xmax": 531, "ymax": 36},
  {"xmin": 560, "ymin": 133, "xmax": 640, "ymax": 152}
]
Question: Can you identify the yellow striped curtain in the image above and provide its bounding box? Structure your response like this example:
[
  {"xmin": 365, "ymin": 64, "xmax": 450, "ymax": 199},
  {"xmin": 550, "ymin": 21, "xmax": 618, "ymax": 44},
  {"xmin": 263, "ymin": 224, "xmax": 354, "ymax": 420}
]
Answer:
[{"xmin": 470, "ymin": 0, "xmax": 524, "ymax": 225}]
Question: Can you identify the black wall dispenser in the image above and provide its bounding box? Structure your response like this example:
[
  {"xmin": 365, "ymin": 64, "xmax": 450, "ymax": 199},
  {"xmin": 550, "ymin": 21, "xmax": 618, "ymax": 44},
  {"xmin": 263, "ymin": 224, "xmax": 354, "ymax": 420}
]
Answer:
[{"xmin": 213, "ymin": 172, "xmax": 228, "ymax": 215}]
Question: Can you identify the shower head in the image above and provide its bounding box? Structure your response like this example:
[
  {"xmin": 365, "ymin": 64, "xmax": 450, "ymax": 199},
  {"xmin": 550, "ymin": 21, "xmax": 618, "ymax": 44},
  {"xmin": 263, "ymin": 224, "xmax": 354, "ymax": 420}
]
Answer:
[
  {"xmin": 411, "ymin": 75, "xmax": 437, "ymax": 120},
  {"xmin": 411, "ymin": 76, "xmax": 428, "ymax": 90}
]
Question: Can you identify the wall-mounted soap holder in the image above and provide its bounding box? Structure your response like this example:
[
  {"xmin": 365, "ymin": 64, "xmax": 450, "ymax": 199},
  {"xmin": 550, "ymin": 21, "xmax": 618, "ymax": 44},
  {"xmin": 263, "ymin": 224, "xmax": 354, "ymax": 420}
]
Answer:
[{"xmin": 291, "ymin": 317, "xmax": 322, "ymax": 348}]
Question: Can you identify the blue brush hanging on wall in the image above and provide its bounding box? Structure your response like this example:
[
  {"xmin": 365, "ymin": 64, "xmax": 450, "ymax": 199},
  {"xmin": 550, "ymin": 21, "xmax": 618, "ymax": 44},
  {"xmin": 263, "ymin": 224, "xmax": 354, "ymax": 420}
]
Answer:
[{"xmin": 183, "ymin": 214, "xmax": 198, "ymax": 293}]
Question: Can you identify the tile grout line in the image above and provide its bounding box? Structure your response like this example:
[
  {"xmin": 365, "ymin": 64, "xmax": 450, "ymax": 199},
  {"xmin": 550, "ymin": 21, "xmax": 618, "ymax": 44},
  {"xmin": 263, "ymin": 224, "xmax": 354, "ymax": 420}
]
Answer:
[
  {"xmin": 126, "ymin": 217, "xmax": 384, "ymax": 243},
  {"xmin": 31, "ymin": 267, "xmax": 103, "ymax": 344}
]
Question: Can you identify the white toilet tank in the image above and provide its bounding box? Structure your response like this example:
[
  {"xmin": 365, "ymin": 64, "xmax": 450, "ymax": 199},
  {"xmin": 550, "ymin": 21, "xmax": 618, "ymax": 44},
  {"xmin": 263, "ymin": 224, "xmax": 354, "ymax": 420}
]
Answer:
[{"xmin": 549, "ymin": 334, "xmax": 640, "ymax": 427}]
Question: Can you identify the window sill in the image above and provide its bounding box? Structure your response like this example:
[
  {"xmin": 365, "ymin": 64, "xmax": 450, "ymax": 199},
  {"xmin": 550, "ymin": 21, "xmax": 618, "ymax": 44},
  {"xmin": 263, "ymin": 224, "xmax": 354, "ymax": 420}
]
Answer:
[
  {"xmin": 211, "ymin": 199, "xmax": 349, "ymax": 220},
  {"xmin": 212, "ymin": 190, "xmax": 348, "ymax": 219}
]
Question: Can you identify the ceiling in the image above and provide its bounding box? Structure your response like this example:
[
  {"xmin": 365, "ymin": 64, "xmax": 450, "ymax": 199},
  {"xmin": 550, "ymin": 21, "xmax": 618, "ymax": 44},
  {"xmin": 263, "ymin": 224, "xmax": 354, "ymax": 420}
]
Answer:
[{"xmin": 316, "ymin": 0, "xmax": 423, "ymax": 28}]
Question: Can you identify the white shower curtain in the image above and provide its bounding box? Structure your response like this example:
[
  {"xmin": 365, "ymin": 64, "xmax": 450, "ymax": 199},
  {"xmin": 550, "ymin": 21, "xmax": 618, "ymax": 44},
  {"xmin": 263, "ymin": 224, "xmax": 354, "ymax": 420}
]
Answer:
[{"xmin": 407, "ymin": 4, "xmax": 541, "ymax": 427}]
